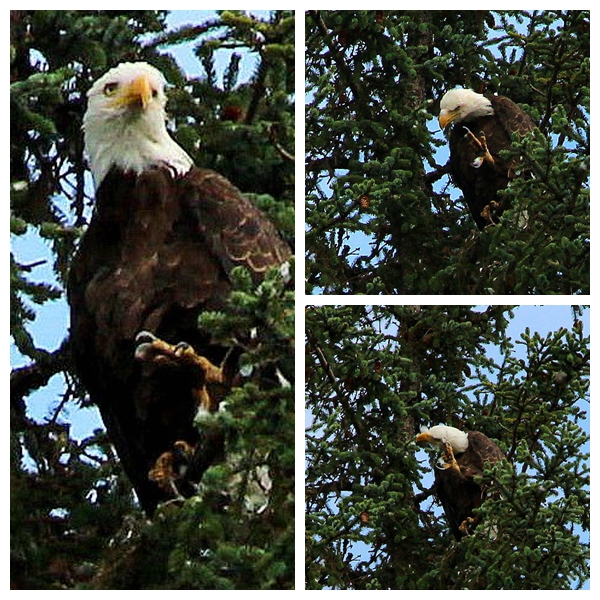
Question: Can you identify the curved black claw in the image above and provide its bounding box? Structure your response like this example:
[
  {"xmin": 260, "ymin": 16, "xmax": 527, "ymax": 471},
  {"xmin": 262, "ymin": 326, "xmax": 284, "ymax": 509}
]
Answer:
[
  {"xmin": 134, "ymin": 331, "xmax": 192, "ymax": 365},
  {"xmin": 134, "ymin": 330, "xmax": 157, "ymax": 358}
]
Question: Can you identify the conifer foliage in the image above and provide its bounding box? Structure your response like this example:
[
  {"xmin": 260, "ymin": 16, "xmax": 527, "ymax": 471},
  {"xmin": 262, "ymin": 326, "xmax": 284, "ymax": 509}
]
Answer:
[
  {"xmin": 305, "ymin": 305, "xmax": 589, "ymax": 589},
  {"xmin": 305, "ymin": 11, "xmax": 589, "ymax": 294},
  {"xmin": 11, "ymin": 10, "xmax": 294, "ymax": 589}
]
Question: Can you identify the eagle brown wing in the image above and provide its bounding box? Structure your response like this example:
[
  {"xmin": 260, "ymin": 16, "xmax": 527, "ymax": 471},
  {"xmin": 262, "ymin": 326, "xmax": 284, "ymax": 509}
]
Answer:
[
  {"xmin": 464, "ymin": 430, "xmax": 505, "ymax": 474},
  {"xmin": 179, "ymin": 167, "xmax": 291, "ymax": 278},
  {"xmin": 488, "ymin": 94, "xmax": 536, "ymax": 139}
]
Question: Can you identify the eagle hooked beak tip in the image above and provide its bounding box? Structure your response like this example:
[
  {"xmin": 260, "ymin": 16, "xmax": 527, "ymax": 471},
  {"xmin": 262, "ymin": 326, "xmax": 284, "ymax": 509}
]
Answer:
[
  {"xmin": 438, "ymin": 108, "xmax": 459, "ymax": 130},
  {"xmin": 416, "ymin": 432, "xmax": 432, "ymax": 445}
]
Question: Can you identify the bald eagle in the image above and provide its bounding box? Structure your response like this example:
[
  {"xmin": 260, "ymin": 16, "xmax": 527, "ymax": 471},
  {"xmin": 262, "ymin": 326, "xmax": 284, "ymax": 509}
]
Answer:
[
  {"xmin": 417, "ymin": 425, "xmax": 504, "ymax": 540},
  {"xmin": 439, "ymin": 88, "xmax": 535, "ymax": 230},
  {"xmin": 67, "ymin": 62, "xmax": 291, "ymax": 515}
]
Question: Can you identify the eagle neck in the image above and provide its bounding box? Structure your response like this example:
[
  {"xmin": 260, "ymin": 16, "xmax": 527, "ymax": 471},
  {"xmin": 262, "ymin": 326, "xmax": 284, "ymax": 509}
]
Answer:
[{"xmin": 85, "ymin": 110, "xmax": 193, "ymax": 187}]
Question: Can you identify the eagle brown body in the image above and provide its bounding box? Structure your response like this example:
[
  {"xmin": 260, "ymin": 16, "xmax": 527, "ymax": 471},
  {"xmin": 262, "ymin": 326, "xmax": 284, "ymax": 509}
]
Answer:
[
  {"xmin": 441, "ymin": 91, "xmax": 536, "ymax": 229},
  {"xmin": 434, "ymin": 431, "xmax": 504, "ymax": 539},
  {"xmin": 417, "ymin": 426, "xmax": 504, "ymax": 540},
  {"xmin": 68, "ymin": 165, "xmax": 290, "ymax": 514}
]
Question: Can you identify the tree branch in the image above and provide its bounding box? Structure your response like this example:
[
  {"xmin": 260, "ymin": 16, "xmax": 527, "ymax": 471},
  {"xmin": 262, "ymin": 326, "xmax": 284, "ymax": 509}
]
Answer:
[{"xmin": 10, "ymin": 339, "xmax": 71, "ymax": 405}]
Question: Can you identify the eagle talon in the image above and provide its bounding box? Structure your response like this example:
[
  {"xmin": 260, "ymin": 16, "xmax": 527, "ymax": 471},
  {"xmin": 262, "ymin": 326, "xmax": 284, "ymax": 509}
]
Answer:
[
  {"xmin": 462, "ymin": 126, "xmax": 496, "ymax": 168},
  {"xmin": 134, "ymin": 332, "xmax": 223, "ymax": 382},
  {"xmin": 439, "ymin": 441, "xmax": 461, "ymax": 472},
  {"xmin": 459, "ymin": 516, "xmax": 476, "ymax": 535},
  {"xmin": 134, "ymin": 330, "xmax": 175, "ymax": 363},
  {"xmin": 174, "ymin": 341, "xmax": 192, "ymax": 352},
  {"xmin": 135, "ymin": 330, "xmax": 156, "ymax": 345},
  {"xmin": 134, "ymin": 331, "xmax": 226, "ymax": 413},
  {"xmin": 149, "ymin": 440, "xmax": 197, "ymax": 497},
  {"xmin": 480, "ymin": 201, "xmax": 500, "ymax": 225}
]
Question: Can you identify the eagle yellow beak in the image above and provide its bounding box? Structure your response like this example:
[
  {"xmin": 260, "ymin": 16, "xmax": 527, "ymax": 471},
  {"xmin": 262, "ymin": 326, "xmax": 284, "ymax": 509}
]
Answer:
[
  {"xmin": 438, "ymin": 108, "xmax": 460, "ymax": 130},
  {"xmin": 115, "ymin": 75, "xmax": 154, "ymax": 110},
  {"xmin": 416, "ymin": 432, "xmax": 433, "ymax": 445}
]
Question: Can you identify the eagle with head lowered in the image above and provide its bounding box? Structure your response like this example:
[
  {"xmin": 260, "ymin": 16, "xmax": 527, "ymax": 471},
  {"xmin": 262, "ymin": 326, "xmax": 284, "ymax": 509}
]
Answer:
[
  {"xmin": 67, "ymin": 62, "xmax": 291, "ymax": 515},
  {"xmin": 439, "ymin": 88, "xmax": 535, "ymax": 230},
  {"xmin": 417, "ymin": 425, "xmax": 504, "ymax": 540}
]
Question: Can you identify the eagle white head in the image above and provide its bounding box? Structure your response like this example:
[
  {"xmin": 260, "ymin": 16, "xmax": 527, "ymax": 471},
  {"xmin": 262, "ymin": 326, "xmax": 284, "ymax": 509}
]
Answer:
[
  {"xmin": 438, "ymin": 88, "xmax": 494, "ymax": 130},
  {"xmin": 416, "ymin": 425, "xmax": 469, "ymax": 454},
  {"xmin": 83, "ymin": 62, "xmax": 193, "ymax": 186}
]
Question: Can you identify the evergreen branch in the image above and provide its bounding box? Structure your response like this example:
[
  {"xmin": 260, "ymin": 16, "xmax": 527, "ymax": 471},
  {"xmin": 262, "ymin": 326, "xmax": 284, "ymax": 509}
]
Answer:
[
  {"xmin": 413, "ymin": 484, "xmax": 436, "ymax": 505},
  {"xmin": 307, "ymin": 331, "xmax": 364, "ymax": 437},
  {"xmin": 245, "ymin": 47, "xmax": 269, "ymax": 125},
  {"xmin": 308, "ymin": 11, "xmax": 364, "ymax": 102},
  {"xmin": 148, "ymin": 21, "xmax": 220, "ymax": 48},
  {"xmin": 424, "ymin": 162, "xmax": 451, "ymax": 186},
  {"xmin": 268, "ymin": 124, "xmax": 294, "ymax": 162},
  {"xmin": 10, "ymin": 338, "xmax": 71, "ymax": 404},
  {"xmin": 306, "ymin": 477, "xmax": 355, "ymax": 496}
]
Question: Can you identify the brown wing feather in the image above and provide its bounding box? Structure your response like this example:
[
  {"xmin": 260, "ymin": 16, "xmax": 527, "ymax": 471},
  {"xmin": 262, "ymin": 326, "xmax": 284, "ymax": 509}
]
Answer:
[
  {"xmin": 180, "ymin": 168, "xmax": 291, "ymax": 277},
  {"xmin": 467, "ymin": 430, "xmax": 505, "ymax": 465},
  {"xmin": 488, "ymin": 94, "xmax": 536, "ymax": 138}
]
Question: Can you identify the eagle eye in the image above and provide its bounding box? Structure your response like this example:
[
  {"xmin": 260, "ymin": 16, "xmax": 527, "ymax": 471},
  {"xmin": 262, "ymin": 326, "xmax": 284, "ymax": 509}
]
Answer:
[{"xmin": 103, "ymin": 82, "xmax": 119, "ymax": 96}]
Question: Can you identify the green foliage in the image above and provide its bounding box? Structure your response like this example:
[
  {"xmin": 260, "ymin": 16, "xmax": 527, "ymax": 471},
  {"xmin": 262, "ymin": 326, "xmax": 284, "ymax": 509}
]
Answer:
[
  {"xmin": 305, "ymin": 10, "xmax": 589, "ymax": 294},
  {"xmin": 10, "ymin": 420, "xmax": 134, "ymax": 589},
  {"xmin": 91, "ymin": 264, "xmax": 295, "ymax": 589},
  {"xmin": 305, "ymin": 305, "xmax": 589, "ymax": 589},
  {"xmin": 10, "ymin": 10, "xmax": 294, "ymax": 590},
  {"xmin": 159, "ymin": 10, "xmax": 295, "ymax": 202}
]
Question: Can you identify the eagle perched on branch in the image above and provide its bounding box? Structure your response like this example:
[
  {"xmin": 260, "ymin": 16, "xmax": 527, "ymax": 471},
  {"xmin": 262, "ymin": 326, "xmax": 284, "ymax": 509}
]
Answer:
[
  {"xmin": 439, "ymin": 88, "xmax": 535, "ymax": 229},
  {"xmin": 417, "ymin": 425, "xmax": 504, "ymax": 540},
  {"xmin": 67, "ymin": 62, "xmax": 291, "ymax": 515}
]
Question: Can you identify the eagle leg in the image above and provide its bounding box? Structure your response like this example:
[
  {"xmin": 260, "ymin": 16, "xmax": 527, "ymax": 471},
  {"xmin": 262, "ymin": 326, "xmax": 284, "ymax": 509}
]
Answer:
[
  {"xmin": 462, "ymin": 126, "xmax": 496, "ymax": 168},
  {"xmin": 148, "ymin": 449, "xmax": 185, "ymax": 498},
  {"xmin": 148, "ymin": 440, "xmax": 197, "ymax": 498},
  {"xmin": 169, "ymin": 342, "xmax": 225, "ymax": 414},
  {"xmin": 437, "ymin": 441, "xmax": 461, "ymax": 473},
  {"xmin": 135, "ymin": 330, "xmax": 225, "ymax": 413},
  {"xmin": 480, "ymin": 201, "xmax": 500, "ymax": 226},
  {"xmin": 458, "ymin": 515, "xmax": 479, "ymax": 536}
]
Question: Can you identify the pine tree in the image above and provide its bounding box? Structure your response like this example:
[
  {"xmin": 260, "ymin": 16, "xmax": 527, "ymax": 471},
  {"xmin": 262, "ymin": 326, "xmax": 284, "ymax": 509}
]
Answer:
[
  {"xmin": 305, "ymin": 305, "xmax": 589, "ymax": 589},
  {"xmin": 305, "ymin": 10, "xmax": 589, "ymax": 294},
  {"xmin": 11, "ymin": 10, "xmax": 294, "ymax": 589}
]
